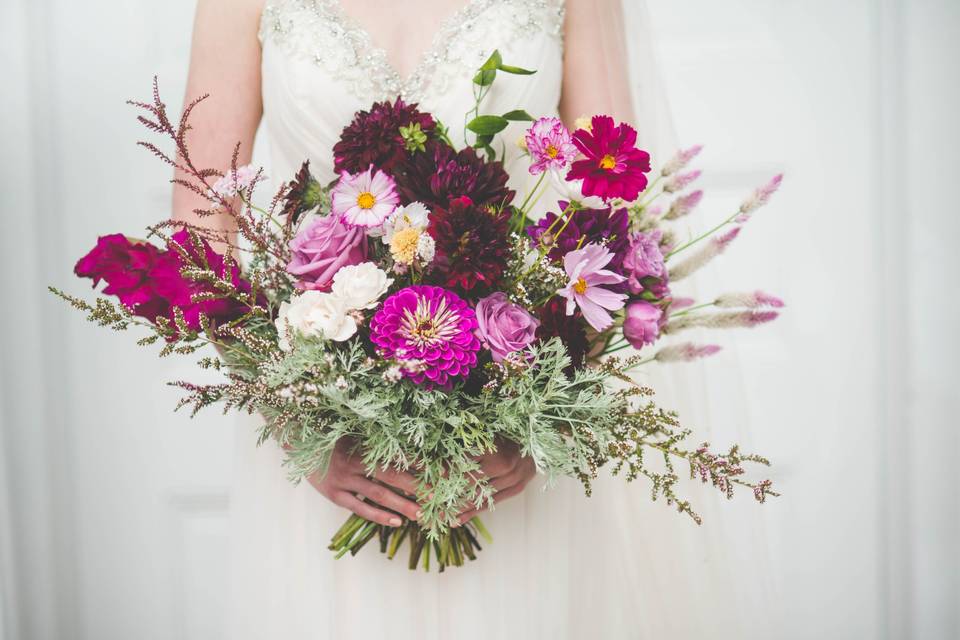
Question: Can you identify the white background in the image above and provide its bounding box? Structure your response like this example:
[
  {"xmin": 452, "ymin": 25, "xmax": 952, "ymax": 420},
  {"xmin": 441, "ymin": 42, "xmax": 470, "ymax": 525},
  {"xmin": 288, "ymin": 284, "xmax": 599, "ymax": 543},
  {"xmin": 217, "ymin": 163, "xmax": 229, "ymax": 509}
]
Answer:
[{"xmin": 1, "ymin": 1, "xmax": 957, "ymax": 638}]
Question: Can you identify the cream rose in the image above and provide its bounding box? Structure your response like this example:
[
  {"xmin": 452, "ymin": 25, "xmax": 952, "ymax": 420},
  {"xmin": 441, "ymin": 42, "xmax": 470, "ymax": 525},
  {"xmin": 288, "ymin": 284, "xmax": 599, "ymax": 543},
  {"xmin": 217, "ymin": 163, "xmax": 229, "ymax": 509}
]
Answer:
[
  {"xmin": 330, "ymin": 262, "xmax": 393, "ymax": 310},
  {"xmin": 275, "ymin": 291, "xmax": 357, "ymax": 350}
]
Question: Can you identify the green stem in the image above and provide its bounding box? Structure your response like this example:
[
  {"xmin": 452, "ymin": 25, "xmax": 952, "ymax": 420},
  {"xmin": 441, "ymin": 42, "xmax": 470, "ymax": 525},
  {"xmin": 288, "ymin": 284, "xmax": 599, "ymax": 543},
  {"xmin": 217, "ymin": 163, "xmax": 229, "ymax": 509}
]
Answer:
[{"xmin": 666, "ymin": 209, "xmax": 741, "ymax": 259}]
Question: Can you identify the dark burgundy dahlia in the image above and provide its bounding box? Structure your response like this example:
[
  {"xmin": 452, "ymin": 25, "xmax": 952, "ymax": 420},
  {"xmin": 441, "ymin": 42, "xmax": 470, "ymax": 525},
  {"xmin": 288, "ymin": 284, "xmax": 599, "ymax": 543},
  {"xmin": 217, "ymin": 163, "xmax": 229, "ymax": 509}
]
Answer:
[
  {"xmin": 281, "ymin": 160, "xmax": 323, "ymax": 224},
  {"xmin": 535, "ymin": 297, "xmax": 590, "ymax": 371},
  {"xmin": 427, "ymin": 196, "xmax": 511, "ymax": 294},
  {"xmin": 527, "ymin": 202, "xmax": 630, "ymax": 272},
  {"xmin": 395, "ymin": 140, "xmax": 514, "ymax": 210},
  {"xmin": 333, "ymin": 98, "xmax": 435, "ymax": 174}
]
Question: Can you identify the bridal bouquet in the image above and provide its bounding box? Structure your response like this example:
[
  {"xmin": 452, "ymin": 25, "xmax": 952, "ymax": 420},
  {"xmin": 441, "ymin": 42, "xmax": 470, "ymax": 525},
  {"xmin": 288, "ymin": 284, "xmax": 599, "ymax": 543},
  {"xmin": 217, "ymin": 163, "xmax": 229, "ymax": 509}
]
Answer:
[{"xmin": 54, "ymin": 52, "xmax": 782, "ymax": 571}]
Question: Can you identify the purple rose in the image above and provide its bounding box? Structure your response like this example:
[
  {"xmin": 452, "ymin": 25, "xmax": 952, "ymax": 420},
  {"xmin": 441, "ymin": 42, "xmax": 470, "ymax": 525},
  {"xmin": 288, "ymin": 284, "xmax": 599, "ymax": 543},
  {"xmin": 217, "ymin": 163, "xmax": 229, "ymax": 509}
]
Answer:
[
  {"xmin": 287, "ymin": 214, "xmax": 368, "ymax": 291},
  {"xmin": 623, "ymin": 300, "xmax": 663, "ymax": 349},
  {"xmin": 623, "ymin": 230, "xmax": 667, "ymax": 296},
  {"xmin": 475, "ymin": 292, "xmax": 540, "ymax": 362}
]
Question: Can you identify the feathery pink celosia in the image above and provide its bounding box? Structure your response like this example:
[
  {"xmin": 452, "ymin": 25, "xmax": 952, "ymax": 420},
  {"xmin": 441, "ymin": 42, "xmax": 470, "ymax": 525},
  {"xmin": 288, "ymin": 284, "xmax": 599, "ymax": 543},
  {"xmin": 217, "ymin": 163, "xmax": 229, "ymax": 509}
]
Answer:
[
  {"xmin": 331, "ymin": 166, "xmax": 399, "ymax": 228},
  {"xmin": 660, "ymin": 145, "xmax": 703, "ymax": 177},
  {"xmin": 557, "ymin": 243, "xmax": 627, "ymax": 331},
  {"xmin": 655, "ymin": 342, "xmax": 722, "ymax": 362},
  {"xmin": 736, "ymin": 174, "xmax": 783, "ymax": 221},
  {"xmin": 665, "ymin": 190, "xmax": 704, "ymax": 220},
  {"xmin": 525, "ymin": 117, "xmax": 578, "ymax": 175},
  {"xmin": 369, "ymin": 285, "xmax": 480, "ymax": 387},
  {"xmin": 668, "ymin": 226, "xmax": 742, "ymax": 282},
  {"xmin": 566, "ymin": 115, "xmax": 651, "ymax": 202},
  {"xmin": 715, "ymin": 291, "xmax": 785, "ymax": 309},
  {"xmin": 664, "ymin": 169, "xmax": 702, "ymax": 194}
]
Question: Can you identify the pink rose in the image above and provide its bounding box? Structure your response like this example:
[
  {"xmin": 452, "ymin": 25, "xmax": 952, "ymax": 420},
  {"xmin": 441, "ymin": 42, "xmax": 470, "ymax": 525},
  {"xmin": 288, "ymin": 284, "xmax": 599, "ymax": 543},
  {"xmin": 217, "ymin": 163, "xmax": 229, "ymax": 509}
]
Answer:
[
  {"xmin": 623, "ymin": 230, "xmax": 667, "ymax": 296},
  {"xmin": 475, "ymin": 292, "xmax": 540, "ymax": 362},
  {"xmin": 287, "ymin": 214, "xmax": 368, "ymax": 291},
  {"xmin": 623, "ymin": 300, "xmax": 663, "ymax": 349}
]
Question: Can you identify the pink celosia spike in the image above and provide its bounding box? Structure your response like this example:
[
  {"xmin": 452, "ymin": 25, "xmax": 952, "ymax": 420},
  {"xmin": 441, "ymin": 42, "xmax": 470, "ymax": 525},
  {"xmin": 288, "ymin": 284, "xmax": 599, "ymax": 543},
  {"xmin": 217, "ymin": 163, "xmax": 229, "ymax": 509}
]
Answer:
[
  {"xmin": 737, "ymin": 173, "xmax": 783, "ymax": 221},
  {"xmin": 662, "ymin": 309, "xmax": 779, "ymax": 334},
  {"xmin": 664, "ymin": 190, "xmax": 703, "ymax": 220},
  {"xmin": 661, "ymin": 145, "xmax": 703, "ymax": 176},
  {"xmin": 655, "ymin": 342, "xmax": 722, "ymax": 362},
  {"xmin": 714, "ymin": 290, "xmax": 785, "ymax": 309},
  {"xmin": 668, "ymin": 226, "xmax": 741, "ymax": 282},
  {"xmin": 670, "ymin": 297, "xmax": 696, "ymax": 310},
  {"xmin": 664, "ymin": 170, "xmax": 702, "ymax": 194}
]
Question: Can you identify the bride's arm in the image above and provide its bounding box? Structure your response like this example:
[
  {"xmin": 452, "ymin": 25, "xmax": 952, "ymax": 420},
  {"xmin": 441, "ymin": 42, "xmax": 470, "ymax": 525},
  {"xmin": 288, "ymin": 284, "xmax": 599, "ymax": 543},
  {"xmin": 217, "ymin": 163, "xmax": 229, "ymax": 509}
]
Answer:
[
  {"xmin": 558, "ymin": 0, "xmax": 636, "ymax": 125},
  {"xmin": 173, "ymin": 0, "xmax": 265, "ymax": 239}
]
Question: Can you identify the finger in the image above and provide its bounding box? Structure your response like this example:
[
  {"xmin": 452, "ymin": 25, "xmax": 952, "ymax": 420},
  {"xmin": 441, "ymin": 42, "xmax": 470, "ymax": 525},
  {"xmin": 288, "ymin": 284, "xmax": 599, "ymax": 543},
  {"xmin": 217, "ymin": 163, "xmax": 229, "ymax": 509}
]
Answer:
[
  {"xmin": 331, "ymin": 491, "xmax": 404, "ymax": 528},
  {"xmin": 461, "ymin": 457, "xmax": 535, "ymax": 511},
  {"xmin": 456, "ymin": 481, "xmax": 528, "ymax": 526},
  {"xmin": 347, "ymin": 477, "xmax": 422, "ymax": 522},
  {"xmin": 371, "ymin": 466, "xmax": 420, "ymax": 497}
]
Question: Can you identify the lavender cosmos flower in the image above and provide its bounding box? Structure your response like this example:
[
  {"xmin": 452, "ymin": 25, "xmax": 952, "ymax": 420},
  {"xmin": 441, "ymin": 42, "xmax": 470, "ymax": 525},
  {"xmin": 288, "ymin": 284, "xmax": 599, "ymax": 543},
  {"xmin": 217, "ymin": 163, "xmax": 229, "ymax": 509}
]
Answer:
[
  {"xmin": 525, "ymin": 117, "xmax": 578, "ymax": 175},
  {"xmin": 331, "ymin": 166, "xmax": 399, "ymax": 228},
  {"xmin": 475, "ymin": 292, "xmax": 539, "ymax": 362},
  {"xmin": 369, "ymin": 285, "xmax": 480, "ymax": 387},
  {"xmin": 557, "ymin": 243, "xmax": 627, "ymax": 331},
  {"xmin": 623, "ymin": 300, "xmax": 663, "ymax": 349}
]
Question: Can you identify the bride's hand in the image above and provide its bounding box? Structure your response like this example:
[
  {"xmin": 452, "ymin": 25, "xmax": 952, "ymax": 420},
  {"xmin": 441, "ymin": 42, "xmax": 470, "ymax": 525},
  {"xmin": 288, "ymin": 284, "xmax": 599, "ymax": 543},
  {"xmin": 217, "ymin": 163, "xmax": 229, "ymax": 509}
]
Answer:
[
  {"xmin": 306, "ymin": 437, "xmax": 423, "ymax": 527},
  {"xmin": 456, "ymin": 439, "xmax": 536, "ymax": 526}
]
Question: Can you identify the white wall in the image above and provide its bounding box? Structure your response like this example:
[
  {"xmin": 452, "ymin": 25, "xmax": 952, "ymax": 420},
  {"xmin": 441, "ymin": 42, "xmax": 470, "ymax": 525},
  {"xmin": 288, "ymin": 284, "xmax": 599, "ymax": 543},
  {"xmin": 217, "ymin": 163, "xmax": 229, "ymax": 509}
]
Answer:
[{"xmin": 1, "ymin": 1, "xmax": 957, "ymax": 638}]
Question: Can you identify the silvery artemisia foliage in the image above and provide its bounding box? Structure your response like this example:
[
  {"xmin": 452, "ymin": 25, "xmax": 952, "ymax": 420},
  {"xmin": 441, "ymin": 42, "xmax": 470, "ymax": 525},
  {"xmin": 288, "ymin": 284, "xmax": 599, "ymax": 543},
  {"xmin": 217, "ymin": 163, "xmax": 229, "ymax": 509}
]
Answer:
[{"xmin": 259, "ymin": 0, "xmax": 565, "ymax": 102}]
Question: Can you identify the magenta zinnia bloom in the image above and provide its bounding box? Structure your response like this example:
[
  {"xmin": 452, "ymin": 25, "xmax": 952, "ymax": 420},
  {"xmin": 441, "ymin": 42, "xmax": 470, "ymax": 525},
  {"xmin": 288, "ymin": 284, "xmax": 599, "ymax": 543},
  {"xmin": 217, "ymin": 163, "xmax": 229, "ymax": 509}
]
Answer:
[
  {"xmin": 331, "ymin": 166, "xmax": 399, "ymax": 228},
  {"xmin": 566, "ymin": 115, "xmax": 651, "ymax": 202},
  {"xmin": 557, "ymin": 243, "xmax": 627, "ymax": 331},
  {"xmin": 525, "ymin": 117, "xmax": 578, "ymax": 175},
  {"xmin": 369, "ymin": 286, "xmax": 481, "ymax": 387}
]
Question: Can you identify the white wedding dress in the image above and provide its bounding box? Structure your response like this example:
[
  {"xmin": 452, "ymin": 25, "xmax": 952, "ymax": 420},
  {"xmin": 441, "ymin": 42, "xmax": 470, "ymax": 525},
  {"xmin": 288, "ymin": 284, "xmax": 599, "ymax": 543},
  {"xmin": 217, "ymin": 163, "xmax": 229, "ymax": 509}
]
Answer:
[{"xmin": 229, "ymin": 1, "xmax": 777, "ymax": 638}]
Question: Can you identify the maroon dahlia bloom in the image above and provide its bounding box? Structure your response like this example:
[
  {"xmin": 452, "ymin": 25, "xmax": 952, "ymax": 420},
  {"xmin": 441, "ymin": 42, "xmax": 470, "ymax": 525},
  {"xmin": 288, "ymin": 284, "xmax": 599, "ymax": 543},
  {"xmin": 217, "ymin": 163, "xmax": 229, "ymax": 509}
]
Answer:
[
  {"xmin": 395, "ymin": 140, "xmax": 514, "ymax": 210},
  {"xmin": 369, "ymin": 285, "xmax": 481, "ymax": 388},
  {"xmin": 427, "ymin": 196, "xmax": 511, "ymax": 294},
  {"xmin": 535, "ymin": 297, "xmax": 590, "ymax": 371},
  {"xmin": 333, "ymin": 98, "xmax": 436, "ymax": 174}
]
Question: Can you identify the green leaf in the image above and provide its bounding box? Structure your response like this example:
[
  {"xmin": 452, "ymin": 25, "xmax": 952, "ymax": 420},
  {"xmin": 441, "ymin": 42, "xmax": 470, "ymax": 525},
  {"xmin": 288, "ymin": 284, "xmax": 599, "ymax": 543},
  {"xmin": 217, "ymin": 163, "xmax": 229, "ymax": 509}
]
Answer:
[
  {"xmin": 480, "ymin": 50, "xmax": 503, "ymax": 71},
  {"xmin": 472, "ymin": 69, "xmax": 497, "ymax": 86},
  {"xmin": 501, "ymin": 109, "xmax": 534, "ymax": 122},
  {"xmin": 466, "ymin": 115, "xmax": 509, "ymax": 136},
  {"xmin": 498, "ymin": 63, "xmax": 536, "ymax": 75},
  {"xmin": 472, "ymin": 133, "xmax": 494, "ymax": 149}
]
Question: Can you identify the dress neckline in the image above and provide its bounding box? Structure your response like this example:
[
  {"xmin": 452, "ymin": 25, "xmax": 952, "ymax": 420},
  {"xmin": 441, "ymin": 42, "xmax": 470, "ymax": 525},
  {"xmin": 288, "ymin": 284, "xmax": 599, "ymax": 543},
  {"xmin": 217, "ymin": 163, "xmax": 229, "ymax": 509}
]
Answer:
[{"xmin": 324, "ymin": 0, "xmax": 485, "ymax": 101}]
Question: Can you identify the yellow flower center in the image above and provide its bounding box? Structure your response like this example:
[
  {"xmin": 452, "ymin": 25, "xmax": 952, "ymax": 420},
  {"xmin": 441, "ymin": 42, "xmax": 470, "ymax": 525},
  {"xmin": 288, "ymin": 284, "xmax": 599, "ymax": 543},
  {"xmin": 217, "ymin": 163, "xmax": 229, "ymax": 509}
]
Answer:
[
  {"xmin": 573, "ymin": 277, "xmax": 588, "ymax": 294},
  {"xmin": 390, "ymin": 227, "xmax": 421, "ymax": 264},
  {"xmin": 546, "ymin": 144, "xmax": 559, "ymax": 158},
  {"xmin": 356, "ymin": 191, "xmax": 376, "ymax": 209},
  {"xmin": 599, "ymin": 154, "xmax": 617, "ymax": 170}
]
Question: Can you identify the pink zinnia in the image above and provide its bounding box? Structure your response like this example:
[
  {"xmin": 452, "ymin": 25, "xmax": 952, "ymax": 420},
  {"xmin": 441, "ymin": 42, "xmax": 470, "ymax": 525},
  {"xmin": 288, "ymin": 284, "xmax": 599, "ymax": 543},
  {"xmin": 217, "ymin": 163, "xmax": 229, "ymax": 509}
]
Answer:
[
  {"xmin": 331, "ymin": 166, "xmax": 399, "ymax": 228},
  {"xmin": 525, "ymin": 117, "xmax": 577, "ymax": 175},
  {"xmin": 566, "ymin": 115, "xmax": 651, "ymax": 202},
  {"xmin": 369, "ymin": 286, "xmax": 480, "ymax": 388},
  {"xmin": 557, "ymin": 243, "xmax": 627, "ymax": 331}
]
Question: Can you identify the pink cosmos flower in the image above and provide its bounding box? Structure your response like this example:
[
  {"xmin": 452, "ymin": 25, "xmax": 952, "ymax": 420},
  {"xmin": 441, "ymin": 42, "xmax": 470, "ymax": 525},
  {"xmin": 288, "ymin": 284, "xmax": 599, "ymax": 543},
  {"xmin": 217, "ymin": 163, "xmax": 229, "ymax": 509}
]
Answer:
[
  {"xmin": 525, "ymin": 117, "xmax": 578, "ymax": 175},
  {"xmin": 566, "ymin": 115, "xmax": 651, "ymax": 202},
  {"xmin": 331, "ymin": 166, "xmax": 399, "ymax": 228},
  {"xmin": 557, "ymin": 243, "xmax": 627, "ymax": 331}
]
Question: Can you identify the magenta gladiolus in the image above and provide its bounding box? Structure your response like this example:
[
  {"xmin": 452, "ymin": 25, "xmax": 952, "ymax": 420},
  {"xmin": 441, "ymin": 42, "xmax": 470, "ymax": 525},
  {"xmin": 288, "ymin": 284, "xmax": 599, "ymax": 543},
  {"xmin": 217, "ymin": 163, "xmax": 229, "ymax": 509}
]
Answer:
[
  {"xmin": 557, "ymin": 243, "xmax": 627, "ymax": 331},
  {"xmin": 566, "ymin": 115, "xmax": 651, "ymax": 202}
]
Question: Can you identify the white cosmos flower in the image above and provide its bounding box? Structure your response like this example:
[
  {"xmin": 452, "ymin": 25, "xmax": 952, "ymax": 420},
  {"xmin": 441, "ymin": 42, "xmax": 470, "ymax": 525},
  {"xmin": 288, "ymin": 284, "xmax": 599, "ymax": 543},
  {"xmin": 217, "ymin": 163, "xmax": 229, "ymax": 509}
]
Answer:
[
  {"xmin": 548, "ymin": 167, "xmax": 606, "ymax": 209},
  {"xmin": 275, "ymin": 291, "xmax": 357, "ymax": 350},
  {"xmin": 380, "ymin": 201, "xmax": 431, "ymax": 244},
  {"xmin": 330, "ymin": 262, "xmax": 393, "ymax": 310}
]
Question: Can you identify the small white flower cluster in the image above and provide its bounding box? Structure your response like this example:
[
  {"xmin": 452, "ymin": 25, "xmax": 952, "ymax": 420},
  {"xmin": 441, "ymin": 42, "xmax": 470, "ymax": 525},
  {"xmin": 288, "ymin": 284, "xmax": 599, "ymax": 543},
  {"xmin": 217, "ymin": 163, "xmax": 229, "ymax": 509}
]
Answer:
[
  {"xmin": 275, "ymin": 262, "xmax": 393, "ymax": 351},
  {"xmin": 373, "ymin": 202, "xmax": 435, "ymax": 266},
  {"xmin": 211, "ymin": 164, "xmax": 263, "ymax": 199}
]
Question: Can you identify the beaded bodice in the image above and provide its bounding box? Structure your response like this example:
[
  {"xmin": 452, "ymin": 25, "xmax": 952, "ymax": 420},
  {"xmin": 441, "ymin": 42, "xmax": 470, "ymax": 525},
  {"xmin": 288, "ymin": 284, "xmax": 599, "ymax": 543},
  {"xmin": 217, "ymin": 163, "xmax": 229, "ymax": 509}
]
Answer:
[{"xmin": 257, "ymin": 0, "xmax": 566, "ymax": 185}]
